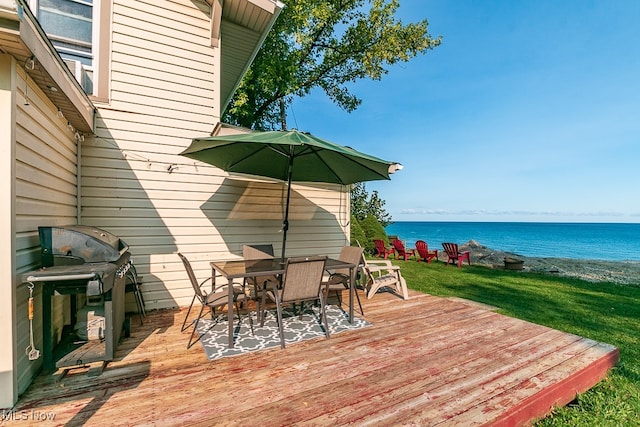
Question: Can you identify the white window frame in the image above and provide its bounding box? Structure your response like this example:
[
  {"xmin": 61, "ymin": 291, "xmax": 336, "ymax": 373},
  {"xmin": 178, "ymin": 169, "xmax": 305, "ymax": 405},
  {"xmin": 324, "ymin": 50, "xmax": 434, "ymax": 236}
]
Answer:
[{"xmin": 29, "ymin": 0, "xmax": 110, "ymax": 100}]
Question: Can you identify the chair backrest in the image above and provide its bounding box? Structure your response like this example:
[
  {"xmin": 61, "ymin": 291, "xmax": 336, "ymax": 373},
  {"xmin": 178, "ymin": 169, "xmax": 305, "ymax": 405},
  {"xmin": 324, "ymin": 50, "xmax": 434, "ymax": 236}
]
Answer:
[
  {"xmin": 360, "ymin": 255, "xmax": 370, "ymax": 269},
  {"xmin": 392, "ymin": 239, "xmax": 406, "ymax": 253},
  {"xmin": 333, "ymin": 246, "xmax": 364, "ymax": 277},
  {"xmin": 415, "ymin": 240, "xmax": 428, "ymax": 257},
  {"xmin": 360, "ymin": 256, "xmax": 382, "ymax": 279},
  {"xmin": 441, "ymin": 242, "xmax": 459, "ymax": 257},
  {"xmin": 178, "ymin": 253, "xmax": 206, "ymax": 302},
  {"xmin": 280, "ymin": 256, "xmax": 327, "ymax": 303},
  {"xmin": 360, "ymin": 257, "xmax": 374, "ymax": 282},
  {"xmin": 373, "ymin": 239, "xmax": 386, "ymax": 251},
  {"xmin": 243, "ymin": 244, "xmax": 274, "ymax": 260}
]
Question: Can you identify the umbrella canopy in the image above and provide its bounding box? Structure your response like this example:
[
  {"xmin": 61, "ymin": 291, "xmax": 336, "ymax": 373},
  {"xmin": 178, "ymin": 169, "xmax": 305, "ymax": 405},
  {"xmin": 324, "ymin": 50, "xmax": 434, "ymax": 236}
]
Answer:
[{"xmin": 180, "ymin": 129, "xmax": 401, "ymax": 258}]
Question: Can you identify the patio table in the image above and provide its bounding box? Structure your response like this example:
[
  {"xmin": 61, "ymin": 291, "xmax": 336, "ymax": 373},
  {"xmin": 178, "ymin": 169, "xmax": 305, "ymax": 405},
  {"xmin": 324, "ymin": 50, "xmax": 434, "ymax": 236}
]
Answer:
[{"xmin": 210, "ymin": 257, "xmax": 358, "ymax": 348}]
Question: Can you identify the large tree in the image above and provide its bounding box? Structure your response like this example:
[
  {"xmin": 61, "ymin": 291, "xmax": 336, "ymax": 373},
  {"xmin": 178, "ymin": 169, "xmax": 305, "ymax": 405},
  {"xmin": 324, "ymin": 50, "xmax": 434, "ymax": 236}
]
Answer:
[{"xmin": 223, "ymin": 0, "xmax": 441, "ymax": 130}]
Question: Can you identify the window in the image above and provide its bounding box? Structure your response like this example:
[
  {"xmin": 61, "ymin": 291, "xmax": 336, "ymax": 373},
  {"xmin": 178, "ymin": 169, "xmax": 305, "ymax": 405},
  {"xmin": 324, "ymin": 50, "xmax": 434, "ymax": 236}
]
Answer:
[
  {"xmin": 36, "ymin": 0, "xmax": 95, "ymax": 94},
  {"xmin": 32, "ymin": 0, "xmax": 109, "ymax": 99}
]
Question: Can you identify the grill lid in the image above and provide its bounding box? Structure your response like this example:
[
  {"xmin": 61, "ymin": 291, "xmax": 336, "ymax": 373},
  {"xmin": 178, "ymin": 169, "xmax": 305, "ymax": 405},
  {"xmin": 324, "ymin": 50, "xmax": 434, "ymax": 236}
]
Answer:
[{"xmin": 39, "ymin": 225, "xmax": 129, "ymax": 266}]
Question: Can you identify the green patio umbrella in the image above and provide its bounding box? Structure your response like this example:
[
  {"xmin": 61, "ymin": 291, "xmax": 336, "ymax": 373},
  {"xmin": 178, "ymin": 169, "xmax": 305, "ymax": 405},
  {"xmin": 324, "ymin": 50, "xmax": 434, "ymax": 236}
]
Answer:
[{"xmin": 180, "ymin": 129, "xmax": 402, "ymax": 259}]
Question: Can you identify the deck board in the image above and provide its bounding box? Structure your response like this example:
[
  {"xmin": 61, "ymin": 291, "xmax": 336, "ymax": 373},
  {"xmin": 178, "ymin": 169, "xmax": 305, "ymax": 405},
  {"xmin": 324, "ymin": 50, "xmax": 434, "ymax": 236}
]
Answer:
[{"xmin": 8, "ymin": 290, "xmax": 618, "ymax": 426}]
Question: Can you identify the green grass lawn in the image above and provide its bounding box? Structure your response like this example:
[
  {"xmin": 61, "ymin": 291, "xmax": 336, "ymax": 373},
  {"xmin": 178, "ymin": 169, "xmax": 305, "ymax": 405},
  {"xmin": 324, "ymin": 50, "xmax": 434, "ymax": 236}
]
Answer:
[{"xmin": 388, "ymin": 258, "xmax": 640, "ymax": 426}]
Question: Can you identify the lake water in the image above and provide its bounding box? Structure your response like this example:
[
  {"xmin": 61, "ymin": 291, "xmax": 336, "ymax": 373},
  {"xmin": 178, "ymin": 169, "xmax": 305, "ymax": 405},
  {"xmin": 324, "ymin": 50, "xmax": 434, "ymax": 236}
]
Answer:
[{"xmin": 385, "ymin": 222, "xmax": 640, "ymax": 261}]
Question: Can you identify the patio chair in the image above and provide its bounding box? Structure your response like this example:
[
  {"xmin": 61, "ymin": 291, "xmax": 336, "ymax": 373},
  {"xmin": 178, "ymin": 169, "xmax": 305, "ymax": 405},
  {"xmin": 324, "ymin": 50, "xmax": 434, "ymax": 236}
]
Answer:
[
  {"xmin": 373, "ymin": 239, "xmax": 394, "ymax": 259},
  {"xmin": 323, "ymin": 246, "xmax": 365, "ymax": 316},
  {"xmin": 260, "ymin": 256, "xmax": 329, "ymax": 349},
  {"xmin": 242, "ymin": 244, "xmax": 274, "ymax": 260},
  {"xmin": 242, "ymin": 244, "xmax": 278, "ymax": 292},
  {"xmin": 362, "ymin": 257, "xmax": 409, "ymax": 300},
  {"xmin": 392, "ymin": 239, "xmax": 416, "ymax": 261},
  {"xmin": 415, "ymin": 240, "xmax": 438, "ymax": 263},
  {"xmin": 178, "ymin": 253, "xmax": 246, "ymax": 349},
  {"xmin": 243, "ymin": 244, "xmax": 279, "ymax": 321},
  {"xmin": 441, "ymin": 242, "xmax": 471, "ymax": 268}
]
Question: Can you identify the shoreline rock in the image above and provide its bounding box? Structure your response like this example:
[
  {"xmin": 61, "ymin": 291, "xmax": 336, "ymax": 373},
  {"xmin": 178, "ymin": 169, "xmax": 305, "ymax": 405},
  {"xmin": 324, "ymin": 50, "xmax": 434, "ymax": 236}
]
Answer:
[{"xmin": 450, "ymin": 240, "xmax": 640, "ymax": 285}]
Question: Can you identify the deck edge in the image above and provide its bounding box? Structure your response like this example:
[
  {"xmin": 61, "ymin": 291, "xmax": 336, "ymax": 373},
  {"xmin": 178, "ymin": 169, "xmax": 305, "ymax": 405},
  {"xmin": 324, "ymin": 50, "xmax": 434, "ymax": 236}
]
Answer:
[{"xmin": 488, "ymin": 344, "xmax": 620, "ymax": 427}]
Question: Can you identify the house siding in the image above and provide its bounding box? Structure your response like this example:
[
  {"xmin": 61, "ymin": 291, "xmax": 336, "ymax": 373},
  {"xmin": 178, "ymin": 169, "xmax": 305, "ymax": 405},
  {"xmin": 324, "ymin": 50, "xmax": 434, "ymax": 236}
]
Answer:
[
  {"xmin": 13, "ymin": 64, "xmax": 79, "ymax": 397},
  {"xmin": 82, "ymin": 0, "xmax": 349, "ymax": 311},
  {"xmin": 1, "ymin": 0, "xmax": 347, "ymax": 407}
]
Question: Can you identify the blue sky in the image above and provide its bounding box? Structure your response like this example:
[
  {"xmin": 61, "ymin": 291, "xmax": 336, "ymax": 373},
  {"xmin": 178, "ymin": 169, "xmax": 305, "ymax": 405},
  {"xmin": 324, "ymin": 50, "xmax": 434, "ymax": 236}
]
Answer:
[{"xmin": 288, "ymin": 1, "xmax": 640, "ymax": 223}]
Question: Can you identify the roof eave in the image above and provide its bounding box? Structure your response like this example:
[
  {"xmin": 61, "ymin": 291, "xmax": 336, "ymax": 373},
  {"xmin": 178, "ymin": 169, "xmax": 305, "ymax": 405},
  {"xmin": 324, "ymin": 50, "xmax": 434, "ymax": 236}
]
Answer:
[
  {"xmin": 219, "ymin": 0, "xmax": 285, "ymax": 113},
  {"xmin": 0, "ymin": 0, "xmax": 95, "ymax": 133}
]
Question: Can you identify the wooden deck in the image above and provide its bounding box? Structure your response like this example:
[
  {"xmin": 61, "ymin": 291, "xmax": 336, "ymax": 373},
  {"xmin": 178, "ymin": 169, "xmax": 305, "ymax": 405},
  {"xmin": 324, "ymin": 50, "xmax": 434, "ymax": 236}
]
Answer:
[{"xmin": 8, "ymin": 290, "xmax": 618, "ymax": 426}]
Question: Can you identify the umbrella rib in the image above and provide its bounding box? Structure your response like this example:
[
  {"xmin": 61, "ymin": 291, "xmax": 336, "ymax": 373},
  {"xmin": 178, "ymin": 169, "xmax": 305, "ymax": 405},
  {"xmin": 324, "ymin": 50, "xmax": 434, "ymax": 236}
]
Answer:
[
  {"xmin": 301, "ymin": 146, "xmax": 343, "ymax": 182},
  {"xmin": 266, "ymin": 145, "xmax": 294, "ymax": 158},
  {"xmin": 224, "ymin": 144, "xmax": 289, "ymax": 171},
  {"xmin": 298, "ymin": 146, "xmax": 390, "ymax": 184},
  {"xmin": 224, "ymin": 145, "xmax": 268, "ymax": 170}
]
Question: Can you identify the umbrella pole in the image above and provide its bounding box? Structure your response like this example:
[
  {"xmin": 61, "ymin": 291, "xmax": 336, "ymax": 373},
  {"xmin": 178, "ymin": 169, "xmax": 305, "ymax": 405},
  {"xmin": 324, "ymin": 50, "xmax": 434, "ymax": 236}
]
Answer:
[{"xmin": 281, "ymin": 149, "xmax": 294, "ymax": 260}]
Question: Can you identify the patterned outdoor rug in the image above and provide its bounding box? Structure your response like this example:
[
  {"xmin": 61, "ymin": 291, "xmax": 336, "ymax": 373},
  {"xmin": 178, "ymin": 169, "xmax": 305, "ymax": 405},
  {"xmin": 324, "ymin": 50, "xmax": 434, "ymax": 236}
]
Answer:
[{"xmin": 196, "ymin": 304, "xmax": 370, "ymax": 360}]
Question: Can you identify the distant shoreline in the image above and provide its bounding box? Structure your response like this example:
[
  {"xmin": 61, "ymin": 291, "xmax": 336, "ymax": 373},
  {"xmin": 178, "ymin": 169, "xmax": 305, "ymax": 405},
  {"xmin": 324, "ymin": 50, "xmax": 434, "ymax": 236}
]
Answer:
[
  {"xmin": 386, "ymin": 222, "xmax": 640, "ymax": 262},
  {"xmin": 392, "ymin": 220, "xmax": 640, "ymax": 225},
  {"xmin": 455, "ymin": 240, "xmax": 640, "ymax": 285}
]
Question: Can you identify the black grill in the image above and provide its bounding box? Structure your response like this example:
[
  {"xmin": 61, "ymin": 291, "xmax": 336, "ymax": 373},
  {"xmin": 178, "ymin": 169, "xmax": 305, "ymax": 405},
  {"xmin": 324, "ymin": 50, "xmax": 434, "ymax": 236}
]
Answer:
[
  {"xmin": 23, "ymin": 225, "xmax": 136, "ymax": 372},
  {"xmin": 38, "ymin": 224, "xmax": 130, "ymax": 267}
]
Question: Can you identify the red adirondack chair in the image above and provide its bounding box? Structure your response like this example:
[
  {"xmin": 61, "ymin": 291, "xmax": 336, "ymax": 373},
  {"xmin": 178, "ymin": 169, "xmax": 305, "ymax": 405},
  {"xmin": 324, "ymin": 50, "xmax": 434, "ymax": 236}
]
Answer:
[
  {"xmin": 392, "ymin": 239, "xmax": 416, "ymax": 261},
  {"xmin": 441, "ymin": 242, "xmax": 471, "ymax": 267},
  {"xmin": 373, "ymin": 239, "xmax": 394, "ymax": 259},
  {"xmin": 415, "ymin": 240, "xmax": 438, "ymax": 263}
]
